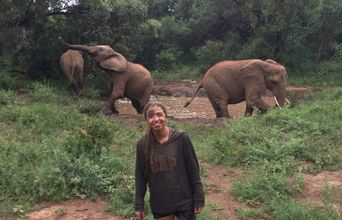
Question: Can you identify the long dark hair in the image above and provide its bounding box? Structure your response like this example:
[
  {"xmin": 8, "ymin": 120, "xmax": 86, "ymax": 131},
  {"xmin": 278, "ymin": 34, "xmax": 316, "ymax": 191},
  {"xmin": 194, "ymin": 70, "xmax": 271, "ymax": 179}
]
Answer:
[{"xmin": 143, "ymin": 103, "xmax": 168, "ymax": 168}]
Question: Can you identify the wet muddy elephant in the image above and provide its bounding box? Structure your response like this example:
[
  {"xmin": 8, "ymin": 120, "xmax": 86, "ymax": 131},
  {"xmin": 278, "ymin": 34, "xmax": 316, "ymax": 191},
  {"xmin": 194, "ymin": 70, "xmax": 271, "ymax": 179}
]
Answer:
[
  {"xmin": 185, "ymin": 59, "xmax": 288, "ymax": 118},
  {"xmin": 60, "ymin": 49, "xmax": 84, "ymax": 95},
  {"xmin": 61, "ymin": 41, "xmax": 153, "ymax": 115}
]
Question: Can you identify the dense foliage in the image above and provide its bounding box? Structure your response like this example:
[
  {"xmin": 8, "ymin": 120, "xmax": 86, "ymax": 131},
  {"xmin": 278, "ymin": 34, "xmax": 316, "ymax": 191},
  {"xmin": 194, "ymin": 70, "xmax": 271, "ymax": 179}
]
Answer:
[{"xmin": 1, "ymin": 0, "xmax": 341, "ymax": 81}]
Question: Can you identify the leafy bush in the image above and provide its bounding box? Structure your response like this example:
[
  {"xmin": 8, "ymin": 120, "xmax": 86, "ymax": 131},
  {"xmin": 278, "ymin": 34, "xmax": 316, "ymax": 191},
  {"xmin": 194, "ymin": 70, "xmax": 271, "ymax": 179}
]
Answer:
[
  {"xmin": 0, "ymin": 90, "xmax": 19, "ymax": 107},
  {"xmin": 155, "ymin": 48, "xmax": 182, "ymax": 70},
  {"xmin": 196, "ymin": 40, "xmax": 237, "ymax": 72},
  {"xmin": 63, "ymin": 118, "xmax": 113, "ymax": 159},
  {"xmin": 0, "ymin": 70, "xmax": 17, "ymax": 90},
  {"xmin": 28, "ymin": 81, "xmax": 62, "ymax": 103}
]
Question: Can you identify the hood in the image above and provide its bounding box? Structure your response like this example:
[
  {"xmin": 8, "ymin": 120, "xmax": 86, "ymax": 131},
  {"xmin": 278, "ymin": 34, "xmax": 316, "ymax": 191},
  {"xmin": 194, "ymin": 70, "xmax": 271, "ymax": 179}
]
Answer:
[
  {"xmin": 167, "ymin": 127, "xmax": 183, "ymax": 143},
  {"xmin": 151, "ymin": 127, "xmax": 183, "ymax": 145}
]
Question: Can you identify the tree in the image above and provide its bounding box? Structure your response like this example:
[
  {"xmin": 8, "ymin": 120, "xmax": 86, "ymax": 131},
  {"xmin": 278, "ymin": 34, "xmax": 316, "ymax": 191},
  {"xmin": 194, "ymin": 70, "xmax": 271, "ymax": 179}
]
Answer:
[{"xmin": 311, "ymin": 0, "xmax": 342, "ymax": 62}]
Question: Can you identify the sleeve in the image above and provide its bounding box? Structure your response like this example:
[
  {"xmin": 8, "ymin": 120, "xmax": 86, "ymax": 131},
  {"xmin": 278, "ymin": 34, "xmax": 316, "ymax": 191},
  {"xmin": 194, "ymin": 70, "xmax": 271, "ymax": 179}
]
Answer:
[
  {"xmin": 135, "ymin": 139, "xmax": 147, "ymax": 211},
  {"xmin": 182, "ymin": 133, "xmax": 205, "ymax": 208}
]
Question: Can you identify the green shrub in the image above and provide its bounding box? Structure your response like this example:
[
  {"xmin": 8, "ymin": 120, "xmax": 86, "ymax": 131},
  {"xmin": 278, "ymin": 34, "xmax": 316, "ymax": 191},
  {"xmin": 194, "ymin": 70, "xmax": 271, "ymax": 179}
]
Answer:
[
  {"xmin": 63, "ymin": 118, "xmax": 113, "ymax": 159},
  {"xmin": 155, "ymin": 48, "xmax": 182, "ymax": 70},
  {"xmin": 0, "ymin": 90, "xmax": 19, "ymax": 107},
  {"xmin": 28, "ymin": 81, "xmax": 64, "ymax": 103},
  {"xmin": 0, "ymin": 70, "xmax": 17, "ymax": 90},
  {"xmin": 14, "ymin": 104, "xmax": 81, "ymax": 135},
  {"xmin": 196, "ymin": 40, "xmax": 233, "ymax": 71}
]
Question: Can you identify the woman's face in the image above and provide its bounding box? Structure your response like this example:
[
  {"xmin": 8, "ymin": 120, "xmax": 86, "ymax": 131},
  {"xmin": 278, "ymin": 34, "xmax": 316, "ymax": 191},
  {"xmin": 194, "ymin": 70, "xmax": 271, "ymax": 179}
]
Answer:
[{"xmin": 145, "ymin": 106, "xmax": 167, "ymax": 132}]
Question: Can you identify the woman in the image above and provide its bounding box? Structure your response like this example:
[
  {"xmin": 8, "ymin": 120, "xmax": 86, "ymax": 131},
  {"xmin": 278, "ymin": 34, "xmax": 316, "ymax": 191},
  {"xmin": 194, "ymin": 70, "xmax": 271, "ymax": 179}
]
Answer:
[{"xmin": 135, "ymin": 103, "xmax": 205, "ymax": 220}]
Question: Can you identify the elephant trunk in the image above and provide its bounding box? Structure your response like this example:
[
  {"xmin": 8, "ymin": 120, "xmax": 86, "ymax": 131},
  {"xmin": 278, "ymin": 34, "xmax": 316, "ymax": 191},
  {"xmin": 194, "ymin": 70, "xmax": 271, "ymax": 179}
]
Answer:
[
  {"xmin": 273, "ymin": 87, "xmax": 287, "ymax": 108},
  {"xmin": 65, "ymin": 44, "xmax": 92, "ymax": 54},
  {"xmin": 60, "ymin": 38, "xmax": 92, "ymax": 54}
]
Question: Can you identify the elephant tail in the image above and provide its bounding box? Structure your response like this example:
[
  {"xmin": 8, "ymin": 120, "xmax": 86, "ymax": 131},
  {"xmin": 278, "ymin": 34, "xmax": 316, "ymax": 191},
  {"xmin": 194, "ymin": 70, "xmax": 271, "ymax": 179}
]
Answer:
[
  {"xmin": 152, "ymin": 88, "xmax": 160, "ymax": 101},
  {"xmin": 184, "ymin": 81, "xmax": 203, "ymax": 108},
  {"xmin": 70, "ymin": 66, "xmax": 77, "ymax": 84}
]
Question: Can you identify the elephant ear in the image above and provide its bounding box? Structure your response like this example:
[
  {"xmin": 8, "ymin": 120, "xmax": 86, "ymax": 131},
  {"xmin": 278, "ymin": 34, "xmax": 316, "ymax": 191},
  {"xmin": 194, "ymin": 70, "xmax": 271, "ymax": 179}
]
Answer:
[
  {"xmin": 265, "ymin": 59, "xmax": 279, "ymax": 65},
  {"xmin": 241, "ymin": 60, "xmax": 267, "ymax": 92},
  {"xmin": 99, "ymin": 52, "xmax": 128, "ymax": 72}
]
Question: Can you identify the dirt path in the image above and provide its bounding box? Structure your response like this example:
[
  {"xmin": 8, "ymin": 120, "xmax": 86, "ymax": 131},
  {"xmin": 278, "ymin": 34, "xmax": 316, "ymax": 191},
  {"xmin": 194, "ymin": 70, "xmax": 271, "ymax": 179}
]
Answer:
[
  {"xmin": 26, "ymin": 199, "xmax": 124, "ymax": 220},
  {"xmin": 204, "ymin": 165, "xmax": 244, "ymax": 219}
]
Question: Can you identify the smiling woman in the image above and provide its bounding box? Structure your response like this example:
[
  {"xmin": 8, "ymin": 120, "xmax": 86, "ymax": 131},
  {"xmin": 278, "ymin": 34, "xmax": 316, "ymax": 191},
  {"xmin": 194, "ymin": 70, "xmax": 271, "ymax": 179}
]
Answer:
[
  {"xmin": 135, "ymin": 102, "xmax": 205, "ymax": 220},
  {"xmin": 145, "ymin": 103, "xmax": 168, "ymax": 132}
]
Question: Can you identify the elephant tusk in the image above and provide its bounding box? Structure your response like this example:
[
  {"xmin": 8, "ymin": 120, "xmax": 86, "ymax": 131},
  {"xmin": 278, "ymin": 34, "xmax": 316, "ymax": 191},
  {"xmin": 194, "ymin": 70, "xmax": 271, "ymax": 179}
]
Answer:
[
  {"xmin": 285, "ymin": 98, "xmax": 291, "ymax": 105},
  {"xmin": 274, "ymin": 96, "xmax": 282, "ymax": 108}
]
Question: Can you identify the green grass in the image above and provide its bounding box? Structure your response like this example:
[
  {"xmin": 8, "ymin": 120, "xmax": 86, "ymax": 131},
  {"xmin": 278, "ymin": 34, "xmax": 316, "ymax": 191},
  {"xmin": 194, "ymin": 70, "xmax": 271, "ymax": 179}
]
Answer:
[
  {"xmin": 0, "ymin": 74, "xmax": 341, "ymax": 219},
  {"xmin": 197, "ymin": 87, "xmax": 342, "ymax": 219},
  {"xmin": 152, "ymin": 64, "xmax": 203, "ymax": 81},
  {"xmin": 0, "ymin": 82, "xmax": 141, "ymax": 216}
]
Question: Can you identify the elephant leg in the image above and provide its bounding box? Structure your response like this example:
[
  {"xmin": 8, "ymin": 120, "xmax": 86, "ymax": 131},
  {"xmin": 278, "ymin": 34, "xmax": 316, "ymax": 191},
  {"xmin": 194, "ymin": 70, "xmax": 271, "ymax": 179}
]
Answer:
[
  {"xmin": 131, "ymin": 98, "xmax": 143, "ymax": 114},
  {"xmin": 77, "ymin": 68, "xmax": 84, "ymax": 91},
  {"xmin": 68, "ymin": 66, "xmax": 80, "ymax": 96},
  {"xmin": 256, "ymin": 98, "xmax": 268, "ymax": 114},
  {"xmin": 129, "ymin": 85, "xmax": 152, "ymax": 114},
  {"xmin": 70, "ymin": 81, "xmax": 80, "ymax": 96},
  {"xmin": 245, "ymin": 96, "xmax": 268, "ymax": 116},
  {"xmin": 244, "ymin": 105, "xmax": 254, "ymax": 116},
  {"xmin": 206, "ymin": 82, "xmax": 230, "ymax": 118},
  {"xmin": 105, "ymin": 96, "xmax": 119, "ymax": 115},
  {"xmin": 207, "ymin": 95, "xmax": 230, "ymax": 118},
  {"xmin": 75, "ymin": 73, "xmax": 81, "ymax": 91},
  {"xmin": 105, "ymin": 84, "xmax": 125, "ymax": 115}
]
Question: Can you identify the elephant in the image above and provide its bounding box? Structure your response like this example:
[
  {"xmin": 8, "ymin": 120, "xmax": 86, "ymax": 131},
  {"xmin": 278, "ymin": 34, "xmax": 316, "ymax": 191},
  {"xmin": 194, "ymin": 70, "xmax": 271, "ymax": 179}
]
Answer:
[
  {"xmin": 60, "ymin": 49, "xmax": 84, "ymax": 96},
  {"xmin": 184, "ymin": 59, "xmax": 289, "ymax": 118},
  {"xmin": 61, "ymin": 40, "xmax": 153, "ymax": 115}
]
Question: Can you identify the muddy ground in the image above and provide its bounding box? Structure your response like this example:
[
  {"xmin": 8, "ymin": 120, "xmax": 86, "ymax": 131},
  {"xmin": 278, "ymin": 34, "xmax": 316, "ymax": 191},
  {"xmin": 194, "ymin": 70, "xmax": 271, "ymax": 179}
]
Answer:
[
  {"xmin": 2, "ymin": 81, "xmax": 341, "ymax": 220},
  {"xmin": 111, "ymin": 80, "xmax": 310, "ymax": 123}
]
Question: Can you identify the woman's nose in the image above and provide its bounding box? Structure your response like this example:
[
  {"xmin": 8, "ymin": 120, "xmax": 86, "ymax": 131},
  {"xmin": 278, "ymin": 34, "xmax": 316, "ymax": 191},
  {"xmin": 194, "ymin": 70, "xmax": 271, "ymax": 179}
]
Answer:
[{"xmin": 151, "ymin": 115, "xmax": 160, "ymax": 121}]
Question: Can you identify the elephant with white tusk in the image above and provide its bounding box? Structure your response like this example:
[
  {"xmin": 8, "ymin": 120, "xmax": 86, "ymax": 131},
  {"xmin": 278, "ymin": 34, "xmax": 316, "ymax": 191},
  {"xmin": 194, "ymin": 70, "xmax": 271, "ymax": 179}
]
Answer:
[
  {"xmin": 61, "ymin": 39, "xmax": 153, "ymax": 115},
  {"xmin": 60, "ymin": 49, "xmax": 84, "ymax": 96},
  {"xmin": 184, "ymin": 59, "xmax": 289, "ymax": 118}
]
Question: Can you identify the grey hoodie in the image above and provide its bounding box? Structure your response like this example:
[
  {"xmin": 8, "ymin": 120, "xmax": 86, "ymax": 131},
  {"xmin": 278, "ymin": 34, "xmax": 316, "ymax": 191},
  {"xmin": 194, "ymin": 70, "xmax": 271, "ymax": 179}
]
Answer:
[{"xmin": 135, "ymin": 127, "xmax": 205, "ymax": 214}]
